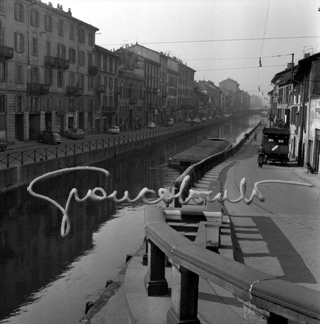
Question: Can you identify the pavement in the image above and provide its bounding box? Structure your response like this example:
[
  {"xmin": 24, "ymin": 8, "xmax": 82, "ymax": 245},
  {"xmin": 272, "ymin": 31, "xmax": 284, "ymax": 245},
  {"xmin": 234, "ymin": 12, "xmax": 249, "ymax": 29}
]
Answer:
[{"xmin": 78, "ymin": 125, "xmax": 320, "ymax": 323}]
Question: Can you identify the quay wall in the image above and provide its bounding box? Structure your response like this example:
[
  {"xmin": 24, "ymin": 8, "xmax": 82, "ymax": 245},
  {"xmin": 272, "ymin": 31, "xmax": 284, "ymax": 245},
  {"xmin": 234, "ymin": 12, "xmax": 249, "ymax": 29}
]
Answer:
[{"xmin": 0, "ymin": 128, "xmax": 185, "ymax": 193}]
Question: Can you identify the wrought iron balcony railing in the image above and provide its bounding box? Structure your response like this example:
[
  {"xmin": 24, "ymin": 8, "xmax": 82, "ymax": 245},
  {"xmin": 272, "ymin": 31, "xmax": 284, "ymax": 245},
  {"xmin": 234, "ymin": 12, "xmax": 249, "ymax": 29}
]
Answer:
[
  {"xmin": 96, "ymin": 85, "xmax": 106, "ymax": 94},
  {"xmin": 0, "ymin": 45, "xmax": 14, "ymax": 60},
  {"xmin": 27, "ymin": 83, "xmax": 49, "ymax": 95},
  {"xmin": 45, "ymin": 56, "xmax": 69, "ymax": 70},
  {"xmin": 66, "ymin": 86, "xmax": 83, "ymax": 96},
  {"xmin": 88, "ymin": 65, "xmax": 99, "ymax": 75},
  {"xmin": 129, "ymin": 98, "xmax": 137, "ymax": 104}
]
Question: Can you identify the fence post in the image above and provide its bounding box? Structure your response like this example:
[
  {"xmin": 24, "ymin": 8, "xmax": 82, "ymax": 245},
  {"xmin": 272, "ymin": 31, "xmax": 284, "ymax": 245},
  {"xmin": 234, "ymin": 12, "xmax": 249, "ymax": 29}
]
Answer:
[
  {"xmin": 145, "ymin": 239, "xmax": 168, "ymax": 296},
  {"xmin": 167, "ymin": 264, "xmax": 200, "ymax": 324}
]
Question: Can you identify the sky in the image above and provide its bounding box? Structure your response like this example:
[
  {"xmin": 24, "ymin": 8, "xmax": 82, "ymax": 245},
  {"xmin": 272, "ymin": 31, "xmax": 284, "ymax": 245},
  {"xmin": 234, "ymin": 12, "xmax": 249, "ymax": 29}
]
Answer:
[{"xmin": 50, "ymin": 0, "xmax": 320, "ymax": 104}]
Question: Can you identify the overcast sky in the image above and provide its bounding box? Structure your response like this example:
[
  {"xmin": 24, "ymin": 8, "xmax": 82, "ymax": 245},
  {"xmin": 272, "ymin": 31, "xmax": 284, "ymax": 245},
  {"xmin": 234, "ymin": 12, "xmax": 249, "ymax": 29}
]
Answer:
[{"xmin": 51, "ymin": 0, "xmax": 320, "ymax": 103}]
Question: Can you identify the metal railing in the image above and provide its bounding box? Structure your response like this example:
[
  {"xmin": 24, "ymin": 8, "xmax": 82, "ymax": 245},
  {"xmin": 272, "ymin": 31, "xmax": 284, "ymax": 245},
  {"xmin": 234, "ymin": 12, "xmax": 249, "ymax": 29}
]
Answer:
[
  {"xmin": 144, "ymin": 205, "xmax": 320, "ymax": 324},
  {"xmin": 0, "ymin": 123, "xmax": 190, "ymax": 168},
  {"xmin": 172, "ymin": 122, "xmax": 260, "ymax": 207}
]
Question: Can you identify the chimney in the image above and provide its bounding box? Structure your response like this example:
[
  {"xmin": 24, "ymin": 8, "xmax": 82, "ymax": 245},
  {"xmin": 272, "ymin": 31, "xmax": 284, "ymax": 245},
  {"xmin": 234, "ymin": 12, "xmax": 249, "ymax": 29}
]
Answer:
[
  {"xmin": 68, "ymin": 8, "xmax": 72, "ymax": 15},
  {"xmin": 304, "ymin": 53, "xmax": 311, "ymax": 58}
]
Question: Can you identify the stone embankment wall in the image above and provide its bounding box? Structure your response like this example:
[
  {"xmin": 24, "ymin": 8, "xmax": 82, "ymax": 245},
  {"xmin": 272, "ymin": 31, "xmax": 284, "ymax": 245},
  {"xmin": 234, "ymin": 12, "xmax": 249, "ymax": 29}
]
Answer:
[{"xmin": 0, "ymin": 128, "xmax": 185, "ymax": 193}]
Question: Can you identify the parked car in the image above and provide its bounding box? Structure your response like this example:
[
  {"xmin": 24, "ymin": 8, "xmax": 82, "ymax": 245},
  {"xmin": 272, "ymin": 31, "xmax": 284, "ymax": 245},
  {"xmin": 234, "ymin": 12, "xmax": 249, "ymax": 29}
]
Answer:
[
  {"xmin": 147, "ymin": 122, "xmax": 156, "ymax": 129},
  {"xmin": 193, "ymin": 117, "xmax": 201, "ymax": 123},
  {"xmin": 185, "ymin": 118, "xmax": 191, "ymax": 123},
  {"xmin": 67, "ymin": 128, "xmax": 85, "ymax": 140},
  {"xmin": 108, "ymin": 126, "xmax": 120, "ymax": 135},
  {"xmin": 0, "ymin": 139, "xmax": 7, "ymax": 151},
  {"xmin": 165, "ymin": 118, "xmax": 174, "ymax": 126},
  {"xmin": 37, "ymin": 131, "xmax": 62, "ymax": 144},
  {"xmin": 201, "ymin": 117, "xmax": 207, "ymax": 122}
]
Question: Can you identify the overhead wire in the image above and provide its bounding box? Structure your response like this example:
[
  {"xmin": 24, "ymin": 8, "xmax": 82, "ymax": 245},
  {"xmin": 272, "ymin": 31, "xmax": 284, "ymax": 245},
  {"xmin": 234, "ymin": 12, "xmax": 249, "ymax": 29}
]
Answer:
[
  {"xmin": 100, "ymin": 35, "xmax": 320, "ymax": 48},
  {"xmin": 258, "ymin": 0, "xmax": 271, "ymax": 92}
]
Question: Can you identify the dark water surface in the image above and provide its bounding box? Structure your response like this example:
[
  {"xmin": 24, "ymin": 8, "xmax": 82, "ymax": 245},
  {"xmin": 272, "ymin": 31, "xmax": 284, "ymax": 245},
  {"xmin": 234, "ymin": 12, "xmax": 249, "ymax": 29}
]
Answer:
[{"xmin": 0, "ymin": 116, "xmax": 260, "ymax": 324}]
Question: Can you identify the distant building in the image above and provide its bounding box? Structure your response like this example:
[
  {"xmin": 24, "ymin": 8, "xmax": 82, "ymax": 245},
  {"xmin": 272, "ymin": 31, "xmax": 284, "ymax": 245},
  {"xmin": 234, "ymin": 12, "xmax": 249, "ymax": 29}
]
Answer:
[{"xmin": 2, "ymin": 0, "xmax": 100, "ymax": 142}]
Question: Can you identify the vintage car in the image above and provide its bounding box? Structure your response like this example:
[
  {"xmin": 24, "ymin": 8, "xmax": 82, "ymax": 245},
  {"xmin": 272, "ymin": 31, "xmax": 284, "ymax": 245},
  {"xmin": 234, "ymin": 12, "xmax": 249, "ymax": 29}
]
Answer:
[
  {"xmin": 108, "ymin": 126, "xmax": 120, "ymax": 135},
  {"xmin": 38, "ymin": 131, "xmax": 62, "ymax": 144},
  {"xmin": 0, "ymin": 139, "xmax": 7, "ymax": 151},
  {"xmin": 67, "ymin": 128, "xmax": 85, "ymax": 140},
  {"xmin": 147, "ymin": 122, "xmax": 156, "ymax": 129},
  {"xmin": 165, "ymin": 118, "xmax": 174, "ymax": 126}
]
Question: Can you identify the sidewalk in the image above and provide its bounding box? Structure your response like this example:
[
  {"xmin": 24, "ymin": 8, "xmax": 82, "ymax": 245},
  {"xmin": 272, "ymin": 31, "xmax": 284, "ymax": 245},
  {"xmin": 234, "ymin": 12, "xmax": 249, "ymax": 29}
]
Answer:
[{"xmin": 79, "ymin": 132, "xmax": 320, "ymax": 323}]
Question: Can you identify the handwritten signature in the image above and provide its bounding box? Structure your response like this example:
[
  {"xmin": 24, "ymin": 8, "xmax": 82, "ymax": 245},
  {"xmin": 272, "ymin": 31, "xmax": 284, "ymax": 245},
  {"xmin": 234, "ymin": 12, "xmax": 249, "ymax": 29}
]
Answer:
[{"xmin": 27, "ymin": 166, "xmax": 313, "ymax": 237}]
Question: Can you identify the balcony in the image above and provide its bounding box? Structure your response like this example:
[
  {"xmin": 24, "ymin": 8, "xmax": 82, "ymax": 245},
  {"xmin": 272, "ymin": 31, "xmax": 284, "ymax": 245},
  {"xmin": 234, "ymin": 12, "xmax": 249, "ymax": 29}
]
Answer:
[
  {"xmin": 129, "ymin": 98, "xmax": 137, "ymax": 105},
  {"xmin": 161, "ymin": 93, "xmax": 168, "ymax": 98},
  {"xmin": 27, "ymin": 83, "xmax": 49, "ymax": 95},
  {"xmin": 45, "ymin": 56, "xmax": 69, "ymax": 70},
  {"xmin": 102, "ymin": 106, "xmax": 117, "ymax": 114},
  {"xmin": 66, "ymin": 86, "xmax": 83, "ymax": 96},
  {"xmin": 0, "ymin": 46, "xmax": 14, "ymax": 60},
  {"xmin": 96, "ymin": 85, "xmax": 106, "ymax": 94},
  {"xmin": 152, "ymin": 87, "xmax": 158, "ymax": 93},
  {"xmin": 146, "ymin": 86, "xmax": 152, "ymax": 93},
  {"xmin": 88, "ymin": 65, "xmax": 99, "ymax": 75},
  {"xmin": 114, "ymin": 87, "xmax": 121, "ymax": 95}
]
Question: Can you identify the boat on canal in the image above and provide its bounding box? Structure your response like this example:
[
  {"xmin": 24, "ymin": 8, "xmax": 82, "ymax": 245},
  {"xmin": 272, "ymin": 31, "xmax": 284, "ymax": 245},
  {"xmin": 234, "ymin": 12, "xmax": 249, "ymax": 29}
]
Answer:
[{"xmin": 168, "ymin": 137, "xmax": 232, "ymax": 170}]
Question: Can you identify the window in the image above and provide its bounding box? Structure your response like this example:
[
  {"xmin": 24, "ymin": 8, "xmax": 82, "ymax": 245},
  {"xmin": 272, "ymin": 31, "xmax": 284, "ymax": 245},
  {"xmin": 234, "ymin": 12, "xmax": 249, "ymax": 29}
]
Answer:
[
  {"xmin": 69, "ymin": 23, "xmax": 75, "ymax": 39},
  {"xmin": 45, "ymin": 14, "xmax": 53, "ymax": 32},
  {"xmin": 46, "ymin": 97, "xmax": 51, "ymax": 111},
  {"xmin": 88, "ymin": 53, "xmax": 92, "ymax": 66},
  {"xmin": 57, "ymin": 70, "xmax": 63, "ymax": 88},
  {"xmin": 46, "ymin": 41, "xmax": 51, "ymax": 56},
  {"xmin": 57, "ymin": 44, "xmax": 66, "ymax": 59},
  {"xmin": 14, "ymin": 32, "xmax": 24, "ymax": 53},
  {"xmin": 70, "ymin": 73, "xmax": 75, "ymax": 86},
  {"xmin": 88, "ymin": 76, "xmax": 93, "ymax": 90},
  {"xmin": 79, "ymin": 51, "xmax": 85, "ymax": 66},
  {"xmin": 79, "ymin": 28, "xmax": 85, "ymax": 44},
  {"xmin": 80, "ymin": 75, "xmax": 84, "ymax": 89},
  {"xmin": 16, "ymin": 96, "xmax": 23, "ymax": 112},
  {"xmin": 88, "ymin": 33, "xmax": 94, "ymax": 46},
  {"xmin": 58, "ymin": 19, "xmax": 63, "ymax": 36},
  {"xmin": 14, "ymin": 2, "xmax": 24, "ymax": 22},
  {"xmin": 30, "ymin": 8, "xmax": 39, "ymax": 27},
  {"xmin": 68, "ymin": 98, "xmax": 74, "ymax": 111},
  {"xmin": 0, "ymin": 29, "xmax": 3, "ymax": 47},
  {"xmin": 0, "ymin": 95, "xmax": 5, "ymax": 112},
  {"xmin": 69, "ymin": 48, "xmax": 76, "ymax": 64},
  {"xmin": 109, "ymin": 77, "xmax": 113, "ymax": 89},
  {"xmin": 0, "ymin": 62, "xmax": 6, "ymax": 81},
  {"xmin": 58, "ymin": 98, "xmax": 63, "ymax": 111},
  {"xmin": 16, "ymin": 64, "xmax": 23, "ymax": 83},
  {"xmin": 32, "ymin": 37, "xmax": 38, "ymax": 55},
  {"xmin": 45, "ymin": 68, "xmax": 52, "ymax": 85},
  {"xmin": 30, "ymin": 97, "xmax": 39, "ymax": 112},
  {"xmin": 0, "ymin": 0, "xmax": 5, "ymax": 14},
  {"xmin": 31, "ymin": 67, "xmax": 39, "ymax": 83}
]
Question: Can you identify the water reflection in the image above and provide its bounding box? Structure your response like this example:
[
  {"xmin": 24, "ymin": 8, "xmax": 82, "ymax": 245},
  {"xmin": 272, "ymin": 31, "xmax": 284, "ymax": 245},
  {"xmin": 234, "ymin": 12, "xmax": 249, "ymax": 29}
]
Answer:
[{"xmin": 0, "ymin": 115, "xmax": 260, "ymax": 324}]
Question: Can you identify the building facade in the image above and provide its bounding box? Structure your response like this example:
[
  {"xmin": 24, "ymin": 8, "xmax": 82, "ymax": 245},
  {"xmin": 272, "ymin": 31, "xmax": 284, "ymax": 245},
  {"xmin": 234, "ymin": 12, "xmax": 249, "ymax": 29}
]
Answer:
[{"xmin": 2, "ymin": 0, "xmax": 102, "ymax": 143}]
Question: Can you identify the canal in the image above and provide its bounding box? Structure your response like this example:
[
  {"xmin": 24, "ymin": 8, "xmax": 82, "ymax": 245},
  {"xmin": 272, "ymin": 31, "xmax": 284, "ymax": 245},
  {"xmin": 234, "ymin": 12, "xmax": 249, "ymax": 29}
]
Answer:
[{"xmin": 0, "ymin": 115, "xmax": 261, "ymax": 324}]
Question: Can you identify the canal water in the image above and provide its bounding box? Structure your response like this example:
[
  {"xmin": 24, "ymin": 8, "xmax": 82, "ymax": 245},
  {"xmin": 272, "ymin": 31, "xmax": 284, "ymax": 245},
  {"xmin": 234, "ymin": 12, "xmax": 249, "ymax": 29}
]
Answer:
[{"xmin": 0, "ymin": 115, "xmax": 261, "ymax": 324}]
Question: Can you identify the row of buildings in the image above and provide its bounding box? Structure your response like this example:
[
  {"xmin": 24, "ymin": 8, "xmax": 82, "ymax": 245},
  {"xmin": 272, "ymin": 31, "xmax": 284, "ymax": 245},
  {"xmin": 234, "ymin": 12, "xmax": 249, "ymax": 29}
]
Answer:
[
  {"xmin": 0, "ymin": 0, "xmax": 252, "ymax": 143},
  {"xmin": 269, "ymin": 52, "xmax": 320, "ymax": 172}
]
